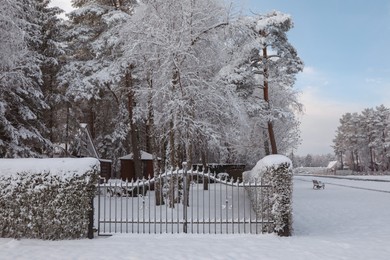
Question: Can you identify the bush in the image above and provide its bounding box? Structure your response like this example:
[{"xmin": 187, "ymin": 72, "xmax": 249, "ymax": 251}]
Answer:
[
  {"xmin": 243, "ymin": 155, "xmax": 293, "ymax": 236},
  {"xmin": 0, "ymin": 158, "xmax": 99, "ymax": 240}
]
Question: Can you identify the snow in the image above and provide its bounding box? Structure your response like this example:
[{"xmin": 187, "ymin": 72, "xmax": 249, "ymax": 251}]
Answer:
[
  {"xmin": 327, "ymin": 160, "xmax": 338, "ymax": 169},
  {"xmin": 244, "ymin": 154, "xmax": 292, "ymax": 181},
  {"xmin": 260, "ymin": 154, "xmax": 292, "ymax": 168},
  {"xmin": 255, "ymin": 11, "xmax": 291, "ymax": 32},
  {"xmin": 119, "ymin": 150, "xmax": 154, "ymax": 160},
  {"xmin": 0, "ymin": 158, "xmax": 100, "ymax": 179},
  {"xmin": 1, "ymin": 174, "xmax": 389, "ymax": 259}
]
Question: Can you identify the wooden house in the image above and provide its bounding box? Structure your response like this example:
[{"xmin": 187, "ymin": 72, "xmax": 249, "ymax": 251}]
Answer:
[
  {"xmin": 99, "ymin": 159, "xmax": 112, "ymax": 181},
  {"xmin": 327, "ymin": 161, "xmax": 338, "ymax": 173},
  {"xmin": 119, "ymin": 151, "xmax": 156, "ymax": 181}
]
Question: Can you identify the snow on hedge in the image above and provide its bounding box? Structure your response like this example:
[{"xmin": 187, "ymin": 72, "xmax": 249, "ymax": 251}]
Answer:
[
  {"xmin": 0, "ymin": 158, "xmax": 100, "ymax": 240},
  {"xmin": 243, "ymin": 155, "xmax": 293, "ymax": 236},
  {"xmin": 243, "ymin": 155, "xmax": 292, "ymax": 181},
  {"xmin": 0, "ymin": 158, "xmax": 99, "ymax": 179}
]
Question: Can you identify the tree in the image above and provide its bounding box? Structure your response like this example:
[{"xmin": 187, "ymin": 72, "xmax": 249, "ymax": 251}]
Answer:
[
  {"xmin": 0, "ymin": 0, "xmax": 53, "ymax": 157},
  {"xmin": 114, "ymin": 0, "xmax": 238, "ymax": 170},
  {"xmin": 217, "ymin": 11, "xmax": 303, "ymax": 163},
  {"xmin": 59, "ymin": 0, "xmax": 137, "ymax": 172},
  {"xmin": 333, "ymin": 105, "xmax": 390, "ymax": 172},
  {"xmin": 248, "ymin": 11, "xmax": 303, "ymax": 154},
  {"xmin": 37, "ymin": 0, "xmax": 67, "ymax": 149}
]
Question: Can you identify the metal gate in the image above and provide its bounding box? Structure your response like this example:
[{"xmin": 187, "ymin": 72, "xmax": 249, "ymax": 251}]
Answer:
[{"xmin": 95, "ymin": 170, "xmax": 272, "ymax": 235}]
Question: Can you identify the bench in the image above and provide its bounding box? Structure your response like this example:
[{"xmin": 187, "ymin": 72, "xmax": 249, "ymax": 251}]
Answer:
[
  {"xmin": 107, "ymin": 185, "xmax": 148, "ymax": 197},
  {"xmin": 312, "ymin": 179, "xmax": 325, "ymax": 189}
]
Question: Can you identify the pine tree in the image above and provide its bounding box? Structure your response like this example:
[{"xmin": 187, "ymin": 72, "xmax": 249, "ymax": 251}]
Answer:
[
  {"xmin": 248, "ymin": 11, "xmax": 303, "ymax": 154},
  {"xmin": 58, "ymin": 0, "xmax": 136, "ymax": 162},
  {"xmin": 0, "ymin": 0, "xmax": 52, "ymax": 157},
  {"xmin": 217, "ymin": 11, "xmax": 303, "ymax": 163},
  {"xmin": 36, "ymin": 0, "xmax": 67, "ymax": 150}
]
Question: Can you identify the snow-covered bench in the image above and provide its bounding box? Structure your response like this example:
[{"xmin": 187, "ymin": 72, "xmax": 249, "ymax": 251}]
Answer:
[
  {"xmin": 104, "ymin": 179, "xmax": 149, "ymax": 197},
  {"xmin": 312, "ymin": 179, "xmax": 325, "ymax": 189}
]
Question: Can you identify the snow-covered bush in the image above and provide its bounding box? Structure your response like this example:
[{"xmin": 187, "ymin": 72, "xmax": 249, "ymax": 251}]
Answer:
[
  {"xmin": 0, "ymin": 158, "xmax": 100, "ymax": 240},
  {"xmin": 243, "ymin": 155, "xmax": 293, "ymax": 236}
]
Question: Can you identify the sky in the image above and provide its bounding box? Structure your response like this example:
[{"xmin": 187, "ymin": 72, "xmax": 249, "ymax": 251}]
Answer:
[
  {"xmin": 50, "ymin": 0, "xmax": 390, "ymax": 156},
  {"xmin": 245, "ymin": 0, "xmax": 390, "ymax": 155}
]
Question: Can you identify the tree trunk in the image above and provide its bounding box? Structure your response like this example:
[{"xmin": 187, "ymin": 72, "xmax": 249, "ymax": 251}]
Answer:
[
  {"xmin": 369, "ymin": 148, "xmax": 374, "ymax": 171},
  {"xmin": 183, "ymin": 134, "xmax": 192, "ymax": 207},
  {"xmin": 201, "ymin": 149, "xmax": 207, "ymax": 171},
  {"xmin": 263, "ymin": 129, "xmax": 270, "ymax": 156},
  {"xmin": 351, "ymin": 150, "xmax": 355, "ymax": 171},
  {"xmin": 65, "ymin": 104, "xmax": 70, "ymax": 156},
  {"xmin": 126, "ymin": 69, "xmax": 142, "ymax": 179},
  {"xmin": 145, "ymin": 83, "xmax": 153, "ymax": 154},
  {"xmin": 155, "ymin": 176, "xmax": 164, "ymax": 206},
  {"xmin": 88, "ymin": 100, "xmax": 96, "ymax": 139},
  {"xmin": 146, "ymin": 76, "xmax": 164, "ymax": 205},
  {"xmin": 169, "ymin": 118, "xmax": 175, "ymax": 168},
  {"xmin": 262, "ymin": 45, "xmax": 278, "ymax": 154},
  {"xmin": 169, "ymin": 68, "xmax": 180, "ymax": 169},
  {"xmin": 168, "ymin": 174, "xmax": 178, "ymax": 208}
]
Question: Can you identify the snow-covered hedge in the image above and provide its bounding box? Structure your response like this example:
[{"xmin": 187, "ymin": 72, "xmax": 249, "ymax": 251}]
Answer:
[
  {"xmin": 243, "ymin": 155, "xmax": 293, "ymax": 236},
  {"xmin": 0, "ymin": 158, "xmax": 100, "ymax": 240}
]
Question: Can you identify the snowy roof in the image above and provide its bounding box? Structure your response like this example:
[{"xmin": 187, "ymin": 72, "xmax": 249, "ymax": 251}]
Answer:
[
  {"xmin": 0, "ymin": 158, "xmax": 100, "ymax": 179},
  {"xmin": 327, "ymin": 161, "xmax": 338, "ymax": 169},
  {"xmin": 119, "ymin": 151, "xmax": 154, "ymax": 160}
]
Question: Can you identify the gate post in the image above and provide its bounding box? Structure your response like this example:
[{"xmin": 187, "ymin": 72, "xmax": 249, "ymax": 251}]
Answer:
[
  {"xmin": 88, "ymin": 196, "xmax": 94, "ymax": 239},
  {"xmin": 182, "ymin": 162, "xmax": 188, "ymax": 233}
]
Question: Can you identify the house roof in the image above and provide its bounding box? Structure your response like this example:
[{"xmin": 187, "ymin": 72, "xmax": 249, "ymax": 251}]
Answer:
[
  {"xmin": 327, "ymin": 161, "xmax": 338, "ymax": 169},
  {"xmin": 119, "ymin": 151, "xmax": 154, "ymax": 160}
]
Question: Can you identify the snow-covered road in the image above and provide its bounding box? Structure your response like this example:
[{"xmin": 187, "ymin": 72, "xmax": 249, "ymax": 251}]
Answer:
[{"xmin": 295, "ymin": 175, "xmax": 390, "ymax": 193}]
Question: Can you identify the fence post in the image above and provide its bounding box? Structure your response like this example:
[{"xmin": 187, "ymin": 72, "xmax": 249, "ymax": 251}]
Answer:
[{"xmin": 88, "ymin": 196, "xmax": 94, "ymax": 239}]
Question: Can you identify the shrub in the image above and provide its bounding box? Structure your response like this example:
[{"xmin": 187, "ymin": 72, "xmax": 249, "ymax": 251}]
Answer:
[
  {"xmin": 243, "ymin": 155, "xmax": 293, "ymax": 236},
  {"xmin": 0, "ymin": 158, "xmax": 99, "ymax": 240}
]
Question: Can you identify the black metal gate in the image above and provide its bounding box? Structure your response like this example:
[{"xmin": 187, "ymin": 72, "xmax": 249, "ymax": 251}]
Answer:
[{"xmin": 95, "ymin": 170, "xmax": 272, "ymax": 235}]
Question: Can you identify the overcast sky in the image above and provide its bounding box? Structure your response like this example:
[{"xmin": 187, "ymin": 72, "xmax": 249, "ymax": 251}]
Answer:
[{"xmin": 50, "ymin": 0, "xmax": 390, "ymax": 156}]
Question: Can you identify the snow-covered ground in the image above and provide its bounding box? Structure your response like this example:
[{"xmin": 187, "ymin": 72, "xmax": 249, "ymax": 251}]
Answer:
[{"xmin": 1, "ymin": 176, "xmax": 389, "ymax": 260}]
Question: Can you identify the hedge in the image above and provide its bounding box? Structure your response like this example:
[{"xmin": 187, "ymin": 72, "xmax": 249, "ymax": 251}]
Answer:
[
  {"xmin": 0, "ymin": 158, "xmax": 99, "ymax": 240},
  {"xmin": 243, "ymin": 155, "xmax": 293, "ymax": 236}
]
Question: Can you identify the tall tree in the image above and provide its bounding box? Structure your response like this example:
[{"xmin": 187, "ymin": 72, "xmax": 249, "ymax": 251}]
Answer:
[
  {"xmin": 114, "ymin": 0, "xmax": 238, "ymax": 170},
  {"xmin": 248, "ymin": 11, "xmax": 303, "ymax": 154},
  {"xmin": 0, "ymin": 0, "xmax": 53, "ymax": 157},
  {"xmin": 37, "ymin": 0, "xmax": 67, "ymax": 149},
  {"xmin": 217, "ymin": 11, "xmax": 303, "ymax": 163},
  {"xmin": 59, "ymin": 0, "xmax": 137, "ymax": 171}
]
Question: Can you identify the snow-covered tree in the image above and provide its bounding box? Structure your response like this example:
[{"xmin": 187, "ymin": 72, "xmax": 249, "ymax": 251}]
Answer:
[
  {"xmin": 58, "ymin": 0, "xmax": 137, "ymax": 170},
  {"xmin": 246, "ymin": 11, "xmax": 303, "ymax": 155},
  {"xmin": 0, "ymin": 0, "xmax": 54, "ymax": 157},
  {"xmin": 114, "ymin": 0, "xmax": 241, "ymax": 170},
  {"xmin": 333, "ymin": 105, "xmax": 390, "ymax": 172},
  {"xmin": 36, "ymin": 1, "xmax": 67, "ymax": 148},
  {"xmin": 217, "ymin": 11, "xmax": 303, "ymax": 164}
]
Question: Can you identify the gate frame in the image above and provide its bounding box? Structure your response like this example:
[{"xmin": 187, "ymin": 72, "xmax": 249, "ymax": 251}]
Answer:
[{"xmin": 96, "ymin": 169, "xmax": 273, "ymax": 235}]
